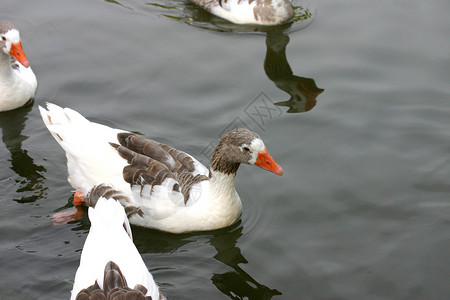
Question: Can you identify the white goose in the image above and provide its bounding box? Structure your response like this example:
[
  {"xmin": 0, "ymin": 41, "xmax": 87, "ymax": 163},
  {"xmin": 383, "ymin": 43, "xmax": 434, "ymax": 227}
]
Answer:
[
  {"xmin": 190, "ymin": 0, "xmax": 294, "ymax": 25},
  {"xmin": 71, "ymin": 184, "xmax": 165, "ymax": 300},
  {"xmin": 39, "ymin": 103, "xmax": 283, "ymax": 234},
  {"xmin": 0, "ymin": 21, "xmax": 37, "ymax": 112}
]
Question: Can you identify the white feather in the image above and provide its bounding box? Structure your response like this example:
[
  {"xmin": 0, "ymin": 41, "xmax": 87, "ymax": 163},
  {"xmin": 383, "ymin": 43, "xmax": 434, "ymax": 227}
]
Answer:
[
  {"xmin": 0, "ymin": 28, "xmax": 37, "ymax": 112},
  {"xmin": 40, "ymin": 103, "xmax": 245, "ymax": 233},
  {"xmin": 71, "ymin": 197, "xmax": 162, "ymax": 300},
  {"xmin": 207, "ymin": 0, "xmax": 294, "ymax": 25}
]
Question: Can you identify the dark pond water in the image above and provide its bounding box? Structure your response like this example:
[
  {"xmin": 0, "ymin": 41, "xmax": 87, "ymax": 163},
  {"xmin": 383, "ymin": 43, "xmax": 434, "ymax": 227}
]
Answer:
[{"xmin": 1, "ymin": 0, "xmax": 449, "ymax": 299}]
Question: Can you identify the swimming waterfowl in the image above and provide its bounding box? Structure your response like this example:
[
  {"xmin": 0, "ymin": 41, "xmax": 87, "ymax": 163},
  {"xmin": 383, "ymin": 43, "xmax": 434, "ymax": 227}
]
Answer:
[
  {"xmin": 190, "ymin": 0, "xmax": 294, "ymax": 25},
  {"xmin": 39, "ymin": 103, "xmax": 283, "ymax": 233},
  {"xmin": 71, "ymin": 185, "xmax": 165, "ymax": 300},
  {"xmin": 0, "ymin": 21, "xmax": 37, "ymax": 112}
]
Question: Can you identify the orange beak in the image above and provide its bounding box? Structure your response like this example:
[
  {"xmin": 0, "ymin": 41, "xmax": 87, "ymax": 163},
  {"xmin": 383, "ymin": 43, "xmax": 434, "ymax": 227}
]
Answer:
[
  {"xmin": 9, "ymin": 41, "xmax": 30, "ymax": 68},
  {"xmin": 255, "ymin": 147, "xmax": 283, "ymax": 176}
]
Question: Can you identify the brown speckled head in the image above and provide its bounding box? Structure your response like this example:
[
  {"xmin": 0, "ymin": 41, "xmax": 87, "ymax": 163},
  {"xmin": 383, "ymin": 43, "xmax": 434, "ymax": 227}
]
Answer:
[{"xmin": 210, "ymin": 128, "xmax": 266, "ymax": 175}]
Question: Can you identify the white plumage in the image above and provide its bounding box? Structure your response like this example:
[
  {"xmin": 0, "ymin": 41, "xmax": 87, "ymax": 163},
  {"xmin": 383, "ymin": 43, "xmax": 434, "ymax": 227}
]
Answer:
[
  {"xmin": 71, "ymin": 196, "xmax": 164, "ymax": 300},
  {"xmin": 191, "ymin": 0, "xmax": 294, "ymax": 25},
  {"xmin": 0, "ymin": 21, "xmax": 37, "ymax": 112},
  {"xmin": 40, "ymin": 103, "xmax": 282, "ymax": 233}
]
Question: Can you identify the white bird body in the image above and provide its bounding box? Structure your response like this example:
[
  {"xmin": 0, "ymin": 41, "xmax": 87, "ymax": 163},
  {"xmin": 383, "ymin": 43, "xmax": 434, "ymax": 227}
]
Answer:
[
  {"xmin": 191, "ymin": 0, "xmax": 294, "ymax": 25},
  {"xmin": 0, "ymin": 21, "xmax": 37, "ymax": 112},
  {"xmin": 40, "ymin": 103, "xmax": 283, "ymax": 233},
  {"xmin": 71, "ymin": 193, "xmax": 164, "ymax": 300}
]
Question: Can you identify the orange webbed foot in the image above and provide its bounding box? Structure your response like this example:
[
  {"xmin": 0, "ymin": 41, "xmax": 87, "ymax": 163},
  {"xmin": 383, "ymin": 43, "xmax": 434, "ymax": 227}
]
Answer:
[
  {"xmin": 50, "ymin": 191, "xmax": 86, "ymax": 225},
  {"xmin": 51, "ymin": 205, "xmax": 85, "ymax": 226},
  {"xmin": 73, "ymin": 190, "xmax": 84, "ymax": 205}
]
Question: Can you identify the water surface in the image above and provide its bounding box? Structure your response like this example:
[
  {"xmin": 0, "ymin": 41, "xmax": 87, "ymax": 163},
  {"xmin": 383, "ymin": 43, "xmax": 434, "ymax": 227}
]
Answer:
[{"xmin": 1, "ymin": 0, "xmax": 449, "ymax": 299}]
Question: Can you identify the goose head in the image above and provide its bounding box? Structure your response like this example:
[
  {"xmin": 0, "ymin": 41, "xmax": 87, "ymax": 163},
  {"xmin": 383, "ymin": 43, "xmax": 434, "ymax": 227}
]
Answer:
[
  {"xmin": 0, "ymin": 21, "xmax": 30, "ymax": 67},
  {"xmin": 211, "ymin": 128, "xmax": 283, "ymax": 176}
]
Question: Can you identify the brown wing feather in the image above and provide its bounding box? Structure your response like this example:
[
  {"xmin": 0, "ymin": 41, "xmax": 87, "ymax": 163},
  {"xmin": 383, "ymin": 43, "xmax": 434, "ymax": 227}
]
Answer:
[
  {"xmin": 176, "ymin": 170, "xmax": 210, "ymax": 204},
  {"xmin": 160, "ymin": 143, "xmax": 195, "ymax": 172},
  {"xmin": 85, "ymin": 184, "xmax": 143, "ymax": 219},
  {"xmin": 103, "ymin": 261, "xmax": 127, "ymax": 295},
  {"xmin": 75, "ymin": 261, "xmax": 155, "ymax": 300},
  {"xmin": 112, "ymin": 133, "xmax": 209, "ymax": 204},
  {"xmin": 117, "ymin": 133, "xmax": 175, "ymax": 169}
]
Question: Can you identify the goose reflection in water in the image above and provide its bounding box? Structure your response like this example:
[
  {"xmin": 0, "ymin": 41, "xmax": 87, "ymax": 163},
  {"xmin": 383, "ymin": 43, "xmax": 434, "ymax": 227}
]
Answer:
[
  {"xmin": 145, "ymin": 0, "xmax": 319, "ymax": 33},
  {"xmin": 129, "ymin": 221, "xmax": 282, "ymax": 299},
  {"xmin": 143, "ymin": 0, "xmax": 323, "ymax": 113},
  {"xmin": 0, "ymin": 104, "xmax": 47, "ymax": 203},
  {"xmin": 264, "ymin": 30, "xmax": 324, "ymax": 113},
  {"xmin": 209, "ymin": 223, "xmax": 282, "ymax": 299}
]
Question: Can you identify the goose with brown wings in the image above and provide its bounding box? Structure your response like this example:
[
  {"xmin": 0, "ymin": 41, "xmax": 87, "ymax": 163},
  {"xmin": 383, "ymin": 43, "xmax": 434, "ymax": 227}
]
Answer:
[{"xmin": 40, "ymin": 103, "xmax": 282, "ymax": 233}]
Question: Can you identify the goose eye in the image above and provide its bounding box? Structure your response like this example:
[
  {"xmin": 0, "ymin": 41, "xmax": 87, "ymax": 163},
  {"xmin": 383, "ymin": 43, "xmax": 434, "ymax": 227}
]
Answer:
[
  {"xmin": 1, "ymin": 36, "xmax": 6, "ymax": 41},
  {"xmin": 243, "ymin": 147, "xmax": 250, "ymax": 152}
]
